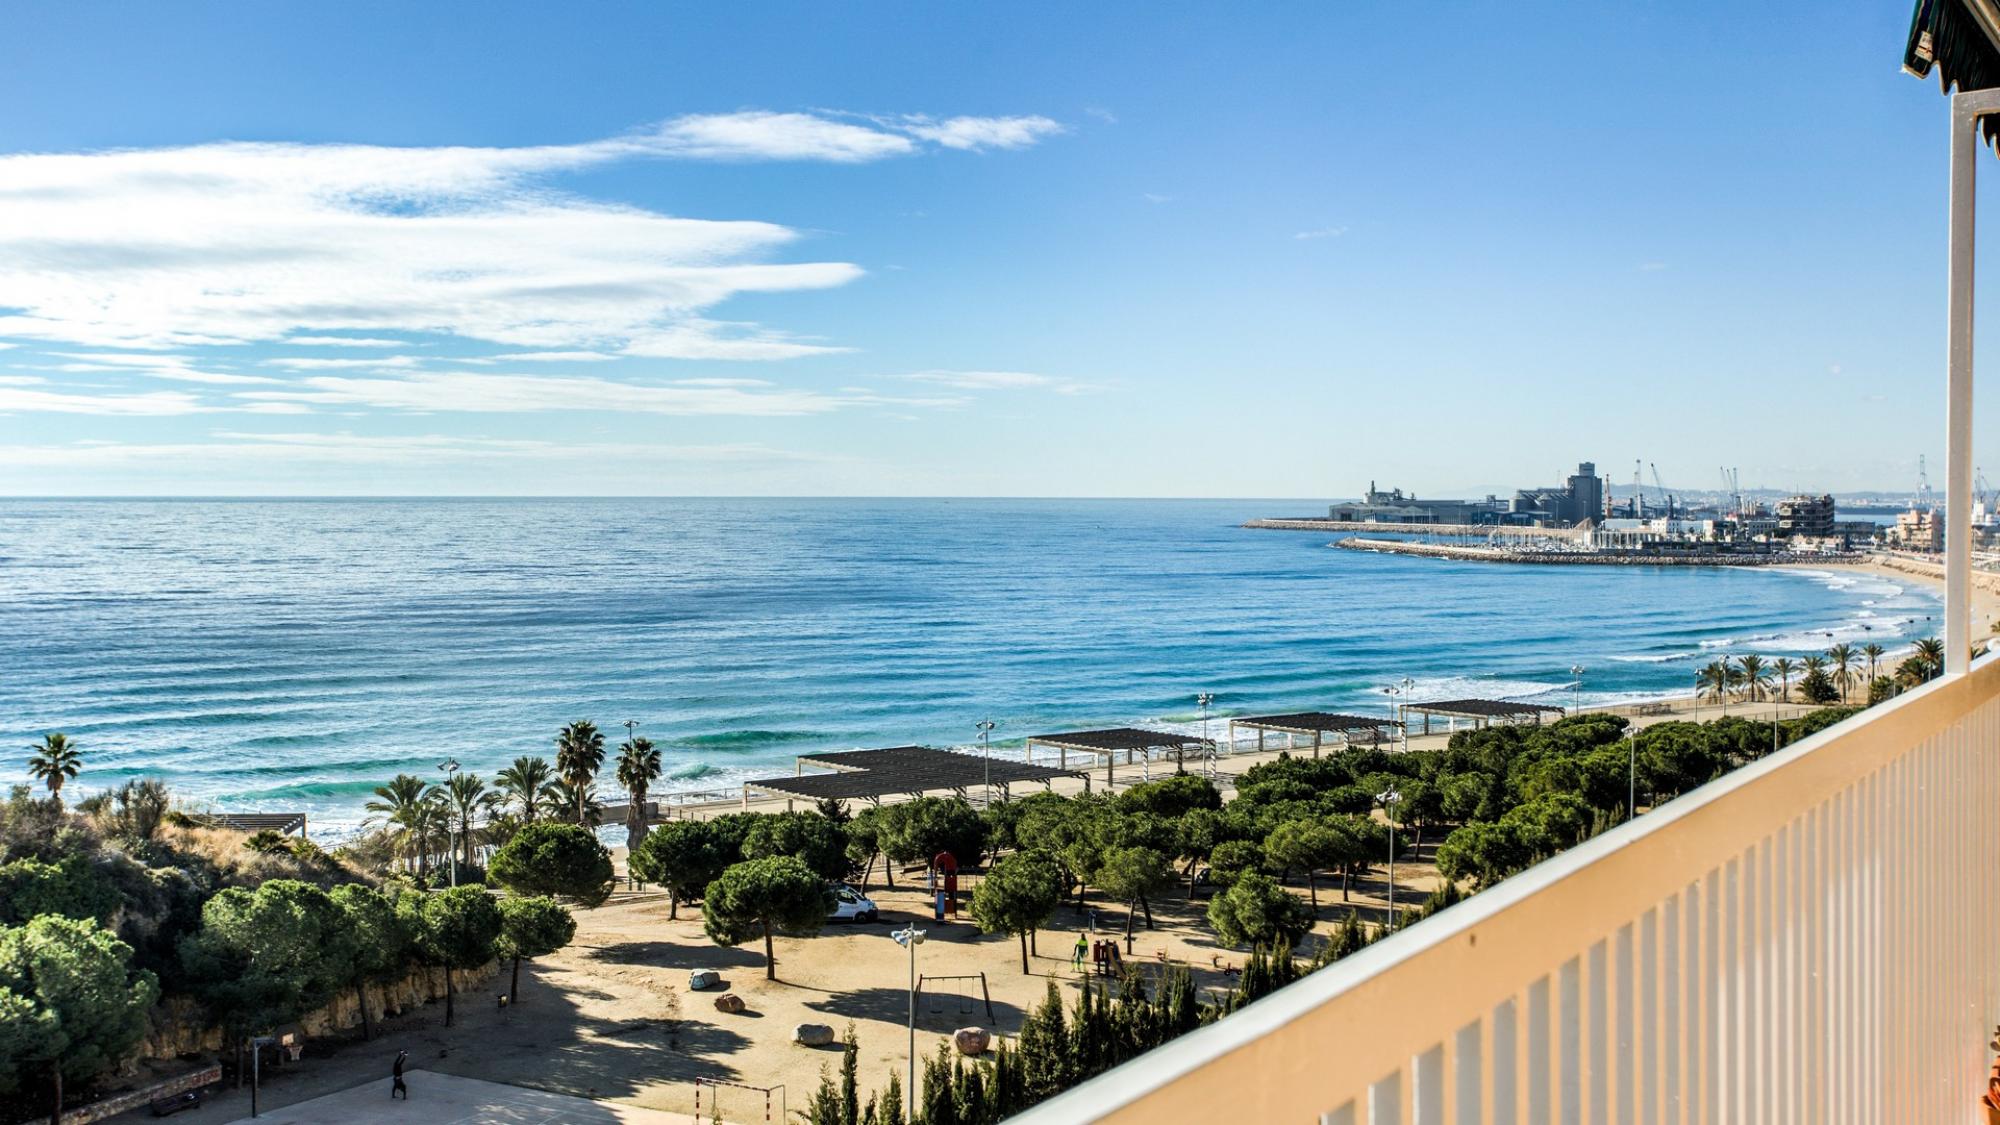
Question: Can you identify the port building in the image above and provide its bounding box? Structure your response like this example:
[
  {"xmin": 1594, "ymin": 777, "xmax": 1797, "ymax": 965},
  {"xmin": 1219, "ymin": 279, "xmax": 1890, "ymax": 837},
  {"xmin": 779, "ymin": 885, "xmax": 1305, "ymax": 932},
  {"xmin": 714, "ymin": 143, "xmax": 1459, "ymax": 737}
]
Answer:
[
  {"xmin": 1327, "ymin": 483, "xmax": 1507, "ymax": 525},
  {"xmin": 1510, "ymin": 461, "xmax": 1608, "ymax": 526}
]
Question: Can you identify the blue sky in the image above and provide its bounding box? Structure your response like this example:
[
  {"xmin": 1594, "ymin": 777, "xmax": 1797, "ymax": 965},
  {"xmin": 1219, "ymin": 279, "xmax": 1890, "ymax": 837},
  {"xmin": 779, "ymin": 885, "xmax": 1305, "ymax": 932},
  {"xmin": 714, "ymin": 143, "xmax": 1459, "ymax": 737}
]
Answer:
[{"xmin": 0, "ymin": 2, "xmax": 1980, "ymax": 497}]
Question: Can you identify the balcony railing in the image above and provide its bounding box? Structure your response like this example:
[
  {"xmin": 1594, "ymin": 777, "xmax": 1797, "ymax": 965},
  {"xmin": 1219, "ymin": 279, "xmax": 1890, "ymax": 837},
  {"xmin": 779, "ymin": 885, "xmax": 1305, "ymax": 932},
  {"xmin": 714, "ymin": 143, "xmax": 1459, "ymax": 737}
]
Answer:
[{"xmin": 1017, "ymin": 656, "xmax": 2000, "ymax": 1124}]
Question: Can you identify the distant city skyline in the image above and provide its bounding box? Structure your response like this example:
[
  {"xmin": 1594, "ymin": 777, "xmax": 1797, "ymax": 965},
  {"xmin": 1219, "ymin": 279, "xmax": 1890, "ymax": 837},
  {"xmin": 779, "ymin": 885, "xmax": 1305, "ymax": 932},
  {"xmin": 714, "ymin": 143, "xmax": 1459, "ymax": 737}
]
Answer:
[{"xmin": 0, "ymin": 3, "xmax": 1985, "ymax": 496}]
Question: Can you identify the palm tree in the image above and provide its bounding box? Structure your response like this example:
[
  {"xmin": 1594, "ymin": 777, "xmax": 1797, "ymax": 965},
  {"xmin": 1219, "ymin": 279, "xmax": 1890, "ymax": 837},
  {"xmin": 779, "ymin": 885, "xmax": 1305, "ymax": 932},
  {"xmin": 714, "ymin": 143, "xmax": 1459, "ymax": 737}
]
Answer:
[
  {"xmin": 554, "ymin": 721, "xmax": 606, "ymax": 824},
  {"xmin": 1736, "ymin": 655, "xmax": 1770, "ymax": 703},
  {"xmin": 1772, "ymin": 657, "xmax": 1796, "ymax": 704},
  {"xmin": 496, "ymin": 756, "xmax": 555, "ymax": 823},
  {"xmin": 438, "ymin": 772, "xmax": 494, "ymax": 873},
  {"xmin": 546, "ymin": 779, "xmax": 603, "ymax": 827},
  {"xmin": 615, "ymin": 737, "xmax": 663, "ymax": 852},
  {"xmin": 26, "ymin": 733, "xmax": 82, "ymax": 804},
  {"xmin": 1826, "ymin": 643, "xmax": 1856, "ymax": 703},
  {"xmin": 1862, "ymin": 642, "xmax": 1886, "ymax": 686},
  {"xmin": 1915, "ymin": 636, "xmax": 1947, "ymax": 680},
  {"xmin": 1695, "ymin": 661, "xmax": 1731, "ymax": 712},
  {"xmin": 366, "ymin": 774, "xmax": 443, "ymax": 877}
]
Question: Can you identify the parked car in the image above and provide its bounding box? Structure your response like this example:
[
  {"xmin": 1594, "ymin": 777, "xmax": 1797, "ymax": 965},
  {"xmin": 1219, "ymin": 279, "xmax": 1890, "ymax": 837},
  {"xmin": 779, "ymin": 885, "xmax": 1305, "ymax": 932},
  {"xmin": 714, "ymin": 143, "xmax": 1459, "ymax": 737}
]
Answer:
[{"xmin": 829, "ymin": 883, "xmax": 879, "ymax": 922}]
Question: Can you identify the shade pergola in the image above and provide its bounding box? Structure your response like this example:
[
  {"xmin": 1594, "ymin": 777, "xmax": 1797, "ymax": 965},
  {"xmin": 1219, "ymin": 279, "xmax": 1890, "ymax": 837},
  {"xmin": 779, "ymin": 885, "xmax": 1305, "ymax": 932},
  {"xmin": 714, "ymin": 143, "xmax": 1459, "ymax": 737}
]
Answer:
[
  {"xmin": 191, "ymin": 811, "xmax": 308, "ymax": 837},
  {"xmin": 1400, "ymin": 698, "xmax": 1565, "ymax": 734},
  {"xmin": 1227, "ymin": 711, "xmax": 1402, "ymax": 758},
  {"xmin": 1021, "ymin": 727, "xmax": 1210, "ymax": 788},
  {"xmin": 740, "ymin": 745, "xmax": 1086, "ymax": 808}
]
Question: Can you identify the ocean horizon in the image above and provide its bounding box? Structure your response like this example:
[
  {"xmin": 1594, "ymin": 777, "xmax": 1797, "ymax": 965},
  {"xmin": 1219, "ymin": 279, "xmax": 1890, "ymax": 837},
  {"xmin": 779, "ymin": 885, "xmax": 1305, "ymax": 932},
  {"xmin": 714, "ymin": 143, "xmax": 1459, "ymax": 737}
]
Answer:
[{"xmin": 0, "ymin": 497, "xmax": 1940, "ymax": 832}]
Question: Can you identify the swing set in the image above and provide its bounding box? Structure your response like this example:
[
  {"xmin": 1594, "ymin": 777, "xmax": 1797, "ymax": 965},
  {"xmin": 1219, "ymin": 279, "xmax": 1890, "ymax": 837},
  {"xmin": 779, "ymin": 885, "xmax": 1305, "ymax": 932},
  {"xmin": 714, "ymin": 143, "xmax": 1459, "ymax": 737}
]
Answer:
[
  {"xmin": 692, "ymin": 1078, "xmax": 786, "ymax": 1124},
  {"xmin": 915, "ymin": 971, "xmax": 995, "ymax": 1022}
]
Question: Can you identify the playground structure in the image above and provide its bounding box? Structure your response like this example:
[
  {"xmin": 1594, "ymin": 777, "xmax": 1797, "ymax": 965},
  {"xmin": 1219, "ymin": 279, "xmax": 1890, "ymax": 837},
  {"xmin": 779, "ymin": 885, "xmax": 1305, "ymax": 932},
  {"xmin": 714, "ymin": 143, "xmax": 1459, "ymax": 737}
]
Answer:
[
  {"xmin": 915, "ymin": 971, "xmax": 996, "ymax": 1022},
  {"xmin": 692, "ymin": 1078, "xmax": 785, "ymax": 1124}
]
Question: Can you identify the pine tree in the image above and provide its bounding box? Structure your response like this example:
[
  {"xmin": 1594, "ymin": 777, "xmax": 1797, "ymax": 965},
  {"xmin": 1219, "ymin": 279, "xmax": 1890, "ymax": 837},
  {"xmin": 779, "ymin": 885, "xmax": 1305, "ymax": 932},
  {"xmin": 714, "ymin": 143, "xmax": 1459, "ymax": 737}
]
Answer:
[
  {"xmin": 839, "ymin": 1024, "xmax": 861, "ymax": 1125},
  {"xmin": 878, "ymin": 1073, "xmax": 902, "ymax": 1125},
  {"xmin": 1017, "ymin": 980, "xmax": 1070, "ymax": 1100}
]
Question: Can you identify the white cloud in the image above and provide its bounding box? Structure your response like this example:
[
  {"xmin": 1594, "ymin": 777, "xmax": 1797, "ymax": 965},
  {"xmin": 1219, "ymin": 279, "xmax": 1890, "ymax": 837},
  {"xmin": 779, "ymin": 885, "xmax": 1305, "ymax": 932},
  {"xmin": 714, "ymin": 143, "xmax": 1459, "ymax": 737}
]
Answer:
[
  {"xmin": 902, "ymin": 369, "xmax": 1096, "ymax": 395},
  {"xmin": 235, "ymin": 371, "xmax": 841, "ymax": 416},
  {"xmin": 891, "ymin": 115, "xmax": 1065, "ymax": 151},
  {"xmin": 282, "ymin": 335, "xmax": 409, "ymax": 347},
  {"xmin": 1142, "ymin": 193, "xmax": 1172, "ymax": 204},
  {"xmin": 649, "ymin": 111, "xmax": 915, "ymax": 162},
  {"xmin": 0, "ymin": 375, "xmax": 44, "ymax": 385},
  {"xmin": 0, "ymin": 386, "xmax": 209, "ymax": 415},
  {"xmin": 264, "ymin": 356, "xmax": 423, "ymax": 370},
  {"xmin": 47, "ymin": 352, "xmax": 280, "ymax": 384},
  {"xmin": 0, "ymin": 108, "xmax": 1057, "ymax": 356},
  {"xmin": 0, "ymin": 432, "xmax": 832, "ymax": 469},
  {"xmin": 622, "ymin": 320, "xmax": 849, "ymax": 361},
  {"xmin": 1293, "ymin": 226, "xmax": 1347, "ymax": 241},
  {"xmin": 484, "ymin": 351, "xmax": 617, "ymax": 363}
]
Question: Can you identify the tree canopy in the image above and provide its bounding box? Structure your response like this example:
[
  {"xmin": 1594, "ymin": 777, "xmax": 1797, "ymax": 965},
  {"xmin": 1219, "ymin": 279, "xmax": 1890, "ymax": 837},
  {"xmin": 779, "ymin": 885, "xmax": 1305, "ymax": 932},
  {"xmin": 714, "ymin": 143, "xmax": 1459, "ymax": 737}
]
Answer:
[
  {"xmin": 0, "ymin": 915, "xmax": 158, "ymax": 1100},
  {"xmin": 489, "ymin": 821, "xmax": 614, "ymax": 907},
  {"xmin": 702, "ymin": 856, "xmax": 833, "ymax": 979},
  {"xmin": 970, "ymin": 850, "xmax": 1064, "ymax": 972}
]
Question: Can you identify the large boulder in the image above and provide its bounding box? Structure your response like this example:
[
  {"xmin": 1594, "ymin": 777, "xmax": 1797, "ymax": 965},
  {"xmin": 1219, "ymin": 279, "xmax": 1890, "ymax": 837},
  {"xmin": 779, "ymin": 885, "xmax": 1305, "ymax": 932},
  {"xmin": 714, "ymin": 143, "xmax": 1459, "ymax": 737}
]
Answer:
[
  {"xmin": 953, "ymin": 1026, "xmax": 991, "ymax": 1056},
  {"xmin": 688, "ymin": 969, "xmax": 721, "ymax": 991},
  {"xmin": 713, "ymin": 993, "xmax": 746, "ymax": 1014},
  {"xmin": 793, "ymin": 1023, "xmax": 836, "ymax": 1047}
]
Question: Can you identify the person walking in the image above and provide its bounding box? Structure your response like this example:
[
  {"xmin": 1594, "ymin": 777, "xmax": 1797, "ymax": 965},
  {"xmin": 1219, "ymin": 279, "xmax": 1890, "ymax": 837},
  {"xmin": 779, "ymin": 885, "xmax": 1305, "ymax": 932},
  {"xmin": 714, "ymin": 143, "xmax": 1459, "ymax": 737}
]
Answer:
[
  {"xmin": 1071, "ymin": 932, "xmax": 1088, "ymax": 972},
  {"xmin": 391, "ymin": 1049, "xmax": 409, "ymax": 1100}
]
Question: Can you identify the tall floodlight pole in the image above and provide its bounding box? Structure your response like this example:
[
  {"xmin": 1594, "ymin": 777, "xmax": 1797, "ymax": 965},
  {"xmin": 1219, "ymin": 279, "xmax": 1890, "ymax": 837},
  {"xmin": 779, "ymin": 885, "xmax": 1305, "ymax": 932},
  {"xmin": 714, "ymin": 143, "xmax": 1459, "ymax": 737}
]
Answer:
[
  {"xmin": 1570, "ymin": 664, "xmax": 1586, "ymax": 716},
  {"xmin": 976, "ymin": 720, "xmax": 996, "ymax": 806},
  {"xmin": 1378, "ymin": 787, "xmax": 1401, "ymax": 931},
  {"xmin": 1197, "ymin": 692, "xmax": 1214, "ymax": 782},
  {"xmin": 891, "ymin": 926, "xmax": 927, "ymax": 1121},
  {"xmin": 438, "ymin": 757, "xmax": 461, "ymax": 888}
]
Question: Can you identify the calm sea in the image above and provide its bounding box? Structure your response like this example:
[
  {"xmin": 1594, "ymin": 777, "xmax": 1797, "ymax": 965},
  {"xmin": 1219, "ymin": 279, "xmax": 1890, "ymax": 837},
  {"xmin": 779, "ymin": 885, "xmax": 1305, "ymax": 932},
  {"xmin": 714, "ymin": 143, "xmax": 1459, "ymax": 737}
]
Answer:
[{"xmin": 0, "ymin": 498, "xmax": 1939, "ymax": 831}]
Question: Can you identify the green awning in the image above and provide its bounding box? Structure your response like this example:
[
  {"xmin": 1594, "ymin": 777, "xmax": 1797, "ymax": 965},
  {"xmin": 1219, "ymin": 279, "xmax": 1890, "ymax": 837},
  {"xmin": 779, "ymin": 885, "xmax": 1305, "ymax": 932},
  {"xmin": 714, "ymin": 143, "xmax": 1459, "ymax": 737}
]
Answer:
[
  {"xmin": 1909, "ymin": 0, "xmax": 2000, "ymax": 90},
  {"xmin": 1908, "ymin": 0, "xmax": 2000, "ymax": 144}
]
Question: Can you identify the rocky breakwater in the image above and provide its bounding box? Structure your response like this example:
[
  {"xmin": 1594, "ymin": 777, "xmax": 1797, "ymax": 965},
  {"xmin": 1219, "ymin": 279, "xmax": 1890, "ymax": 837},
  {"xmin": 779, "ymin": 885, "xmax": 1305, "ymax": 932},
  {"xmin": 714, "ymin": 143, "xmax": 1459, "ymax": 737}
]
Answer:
[{"xmin": 1336, "ymin": 538, "xmax": 1866, "ymax": 567}]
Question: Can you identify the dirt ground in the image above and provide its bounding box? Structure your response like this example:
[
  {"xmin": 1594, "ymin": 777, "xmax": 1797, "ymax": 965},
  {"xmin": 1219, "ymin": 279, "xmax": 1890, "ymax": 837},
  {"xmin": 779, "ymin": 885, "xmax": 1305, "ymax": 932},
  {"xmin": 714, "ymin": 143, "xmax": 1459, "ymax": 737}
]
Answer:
[{"xmin": 115, "ymin": 851, "xmax": 1442, "ymax": 1125}]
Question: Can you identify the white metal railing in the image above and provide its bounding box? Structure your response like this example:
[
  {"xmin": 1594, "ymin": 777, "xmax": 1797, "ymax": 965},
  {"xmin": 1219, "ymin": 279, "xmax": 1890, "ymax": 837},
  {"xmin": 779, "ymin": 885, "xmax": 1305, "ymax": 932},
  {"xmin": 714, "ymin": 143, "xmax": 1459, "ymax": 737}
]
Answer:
[{"xmin": 1015, "ymin": 655, "xmax": 2000, "ymax": 1124}]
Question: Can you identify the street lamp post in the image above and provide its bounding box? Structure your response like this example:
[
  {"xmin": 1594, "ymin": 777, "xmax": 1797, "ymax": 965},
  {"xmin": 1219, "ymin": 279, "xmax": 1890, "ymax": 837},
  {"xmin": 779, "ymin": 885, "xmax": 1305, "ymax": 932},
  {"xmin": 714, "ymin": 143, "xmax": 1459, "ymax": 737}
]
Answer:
[
  {"xmin": 437, "ymin": 757, "xmax": 461, "ymax": 888},
  {"xmin": 1196, "ymin": 692, "xmax": 1214, "ymax": 782},
  {"xmin": 1627, "ymin": 728, "xmax": 1637, "ymax": 823},
  {"xmin": 249, "ymin": 1035, "xmax": 277, "ymax": 1118},
  {"xmin": 1377, "ymin": 787, "xmax": 1400, "ymax": 931},
  {"xmin": 891, "ymin": 926, "xmax": 927, "ymax": 1121},
  {"xmin": 1397, "ymin": 676, "xmax": 1415, "ymax": 750},
  {"xmin": 976, "ymin": 720, "xmax": 996, "ymax": 806},
  {"xmin": 1570, "ymin": 664, "xmax": 1586, "ymax": 715}
]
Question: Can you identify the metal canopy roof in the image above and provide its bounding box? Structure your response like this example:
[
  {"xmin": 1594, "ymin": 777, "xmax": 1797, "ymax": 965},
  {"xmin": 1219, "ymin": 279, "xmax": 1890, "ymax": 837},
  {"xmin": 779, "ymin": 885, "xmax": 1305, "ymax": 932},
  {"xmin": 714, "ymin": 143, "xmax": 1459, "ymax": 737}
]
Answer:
[
  {"xmin": 1024, "ymin": 727, "xmax": 1207, "ymax": 754},
  {"xmin": 1403, "ymin": 699, "xmax": 1565, "ymax": 719},
  {"xmin": 192, "ymin": 812, "xmax": 308, "ymax": 835},
  {"xmin": 1231, "ymin": 711, "xmax": 1403, "ymax": 734},
  {"xmin": 745, "ymin": 746, "xmax": 1084, "ymax": 802}
]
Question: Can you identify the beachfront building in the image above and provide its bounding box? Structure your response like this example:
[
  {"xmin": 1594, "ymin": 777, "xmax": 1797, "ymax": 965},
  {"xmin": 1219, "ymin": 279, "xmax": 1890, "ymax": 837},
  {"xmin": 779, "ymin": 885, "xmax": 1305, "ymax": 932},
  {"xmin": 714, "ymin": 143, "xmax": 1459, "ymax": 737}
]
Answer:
[
  {"xmin": 1008, "ymin": 14, "xmax": 2000, "ymax": 1123},
  {"xmin": 1511, "ymin": 461, "xmax": 1607, "ymax": 526},
  {"xmin": 1891, "ymin": 506, "xmax": 1942, "ymax": 551},
  {"xmin": 1328, "ymin": 483, "xmax": 1508, "ymax": 525},
  {"xmin": 1774, "ymin": 493, "xmax": 1838, "ymax": 538}
]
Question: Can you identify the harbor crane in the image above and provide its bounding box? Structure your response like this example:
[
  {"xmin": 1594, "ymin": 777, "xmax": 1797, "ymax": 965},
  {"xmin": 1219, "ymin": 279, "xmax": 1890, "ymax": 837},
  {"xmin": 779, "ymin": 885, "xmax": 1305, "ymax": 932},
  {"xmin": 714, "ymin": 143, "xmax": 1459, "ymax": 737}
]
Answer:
[
  {"xmin": 1916, "ymin": 455, "xmax": 1935, "ymax": 511},
  {"xmin": 1631, "ymin": 460, "xmax": 1645, "ymax": 520},
  {"xmin": 1719, "ymin": 466, "xmax": 1742, "ymax": 518},
  {"xmin": 1651, "ymin": 463, "xmax": 1680, "ymax": 534}
]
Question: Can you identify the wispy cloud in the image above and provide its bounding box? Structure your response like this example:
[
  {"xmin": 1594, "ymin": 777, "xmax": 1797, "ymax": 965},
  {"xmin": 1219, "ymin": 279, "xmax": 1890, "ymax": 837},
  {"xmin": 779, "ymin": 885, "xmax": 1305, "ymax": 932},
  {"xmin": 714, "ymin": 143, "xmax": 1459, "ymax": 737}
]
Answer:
[
  {"xmin": 0, "ymin": 431, "xmax": 837, "ymax": 469},
  {"xmin": 235, "ymin": 371, "xmax": 843, "ymax": 416},
  {"xmin": 264, "ymin": 356, "xmax": 424, "ymax": 370},
  {"xmin": 889, "ymin": 114, "xmax": 1064, "ymax": 151},
  {"xmin": 1293, "ymin": 226, "xmax": 1347, "ymax": 241},
  {"xmin": 1142, "ymin": 193, "xmax": 1172, "ymax": 205},
  {"xmin": 0, "ymin": 386, "xmax": 210, "ymax": 415},
  {"xmin": 282, "ymin": 335, "xmax": 409, "ymax": 347},
  {"xmin": 902, "ymin": 369, "xmax": 1097, "ymax": 395},
  {"xmin": 0, "ymin": 108, "xmax": 1057, "ymax": 357}
]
